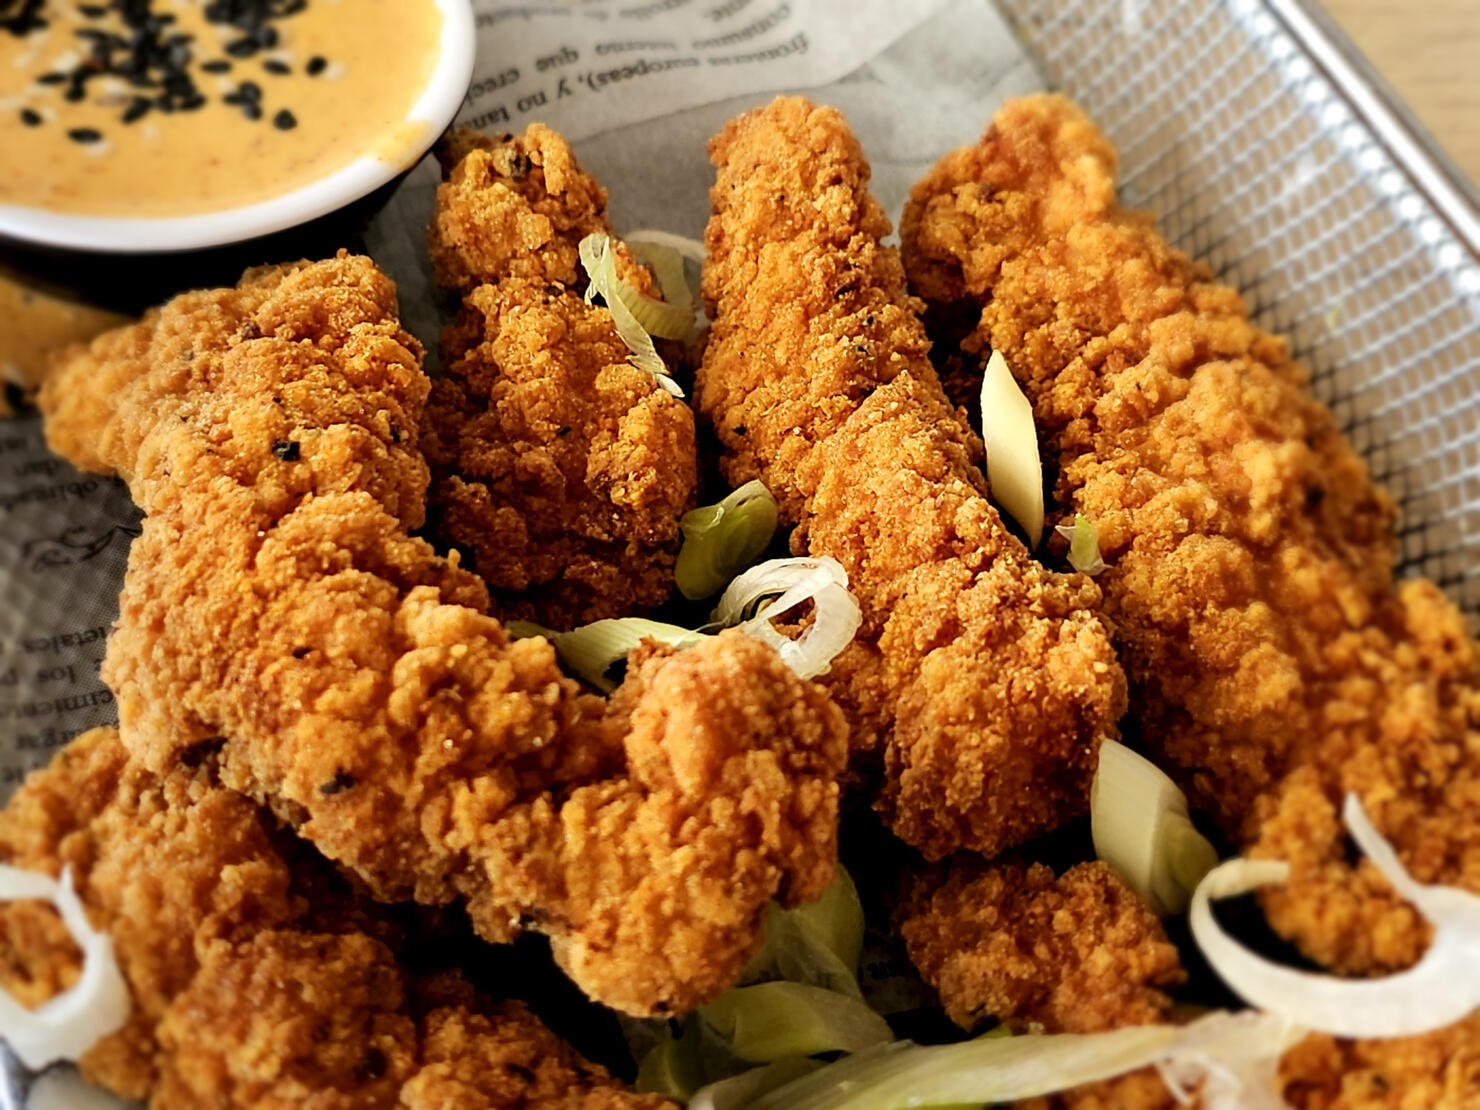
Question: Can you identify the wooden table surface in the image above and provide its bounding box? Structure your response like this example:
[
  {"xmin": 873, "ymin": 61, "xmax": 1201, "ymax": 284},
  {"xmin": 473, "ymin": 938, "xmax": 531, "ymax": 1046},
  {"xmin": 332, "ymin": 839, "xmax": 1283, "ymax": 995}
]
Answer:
[{"xmin": 1320, "ymin": 0, "xmax": 1480, "ymax": 188}]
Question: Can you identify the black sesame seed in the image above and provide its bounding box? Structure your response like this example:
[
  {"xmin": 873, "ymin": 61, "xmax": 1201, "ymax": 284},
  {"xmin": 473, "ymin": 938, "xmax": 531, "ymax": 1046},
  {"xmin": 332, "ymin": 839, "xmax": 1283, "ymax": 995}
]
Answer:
[
  {"xmin": 200, "ymin": 59, "xmax": 231, "ymax": 73},
  {"xmin": 78, "ymin": 2, "xmax": 106, "ymax": 14},
  {"xmin": 67, "ymin": 128, "xmax": 103, "ymax": 144},
  {"xmin": 305, "ymin": 54, "xmax": 327, "ymax": 76},
  {"xmin": 271, "ymin": 440, "xmax": 301, "ymax": 461},
  {"xmin": 224, "ymin": 37, "xmax": 258, "ymax": 58},
  {"xmin": 237, "ymin": 80, "xmax": 261, "ymax": 101},
  {"xmin": 121, "ymin": 97, "xmax": 150, "ymax": 123},
  {"xmin": 242, "ymin": 102, "xmax": 262, "ymax": 121},
  {"xmin": 262, "ymin": 58, "xmax": 290, "ymax": 75},
  {"xmin": 19, "ymin": 108, "xmax": 41, "ymax": 127},
  {"xmin": 272, "ymin": 108, "xmax": 296, "ymax": 131},
  {"xmin": 36, "ymin": 72, "xmax": 67, "ymax": 85},
  {"xmin": 253, "ymin": 25, "xmax": 278, "ymax": 48}
]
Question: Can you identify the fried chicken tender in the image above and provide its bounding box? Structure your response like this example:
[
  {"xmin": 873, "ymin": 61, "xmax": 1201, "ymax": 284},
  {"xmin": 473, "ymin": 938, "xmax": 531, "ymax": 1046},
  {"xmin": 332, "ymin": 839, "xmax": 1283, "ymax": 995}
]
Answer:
[
  {"xmin": 900, "ymin": 860, "xmax": 1183, "ymax": 1035},
  {"xmin": 902, "ymin": 93, "xmax": 1480, "ymax": 976},
  {"xmin": 423, "ymin": 125, "xmax": 697, "ymax": 627},
  {"xmin": 37, "ymin": 255, "xmax": 847, "ymax": 1017},
  {"xmin": 0, "ymin": 728, "xmax": 670, "ymax": 1110},
  {"xmin": 697, "ymin": 97, "xmax": 1126, "ymax": 860}
]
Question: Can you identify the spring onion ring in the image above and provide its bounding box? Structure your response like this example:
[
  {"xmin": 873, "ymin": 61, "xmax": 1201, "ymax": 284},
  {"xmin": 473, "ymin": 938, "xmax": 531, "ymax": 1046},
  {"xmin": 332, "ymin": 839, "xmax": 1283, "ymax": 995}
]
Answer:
[
  {"xmin": 1054, "ymin": 513, "xmax": 1106, "ymax": 575},
  {"xmin": 1190, "ymin": 793, "xmax": 1480, "ymax": 1039},
  {"xmin": 0, "ymin": 865, "xmax": 130, "ymax": 1070},
  {"xmin": 713, "ymin": 557, "xmax": 862, "ymax": 680},
  {"xmin": 676, "ymin": 480, "xmax": 780, "ymax": 600},
  {"xmin": 1091, "ymin": 739, "xmax": 1218, "ymax": 916},
  {"xmin": 579, "ymin": 232, "xmax": 685, "ymax": 395},
  {"xmin": 979, "ymin": 349, "xmax": 1044, "ymax": 547}
]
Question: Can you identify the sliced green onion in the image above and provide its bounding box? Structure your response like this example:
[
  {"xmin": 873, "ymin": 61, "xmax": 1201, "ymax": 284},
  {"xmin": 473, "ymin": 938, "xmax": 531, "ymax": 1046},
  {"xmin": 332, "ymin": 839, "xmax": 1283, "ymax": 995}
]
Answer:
[
  {"xmin": 676, "ymin": 480, "xmax": 780, "ymax": 600},
  {"xmin": 980, "ymin": 349, "xmax": 1044, "ymax": 547},
  {"xmin": 541, "ymin": 618, "xmax": 706, "ymax": 693},
  {"xmin": 637, "ymin": 1032, "xmax": 704, "ymax": 1101},
  {"xmin": 1054, "ymin": 513, "xmax": 1106, "ymax": 576},
  {"xmin": 700, "ymin": 982, "xmax": 893, "ymax": 1063},
  {"xmin": 1091, "ymin": 739, "xmax": 1218, "ymax": 917},
  {"xmin": 732, "ymin": 1011, "xmax": 1299, "ymax": 1110},
  {"xmin": 689, "ymin": 1058, "xmax": 827, "ymax": 1110},
  {"xmin": 712, "ymin": 557, "xmax": 861, "ymax": 680},
  {"xmin": 0, "ymin": 865, "xmax": 130, "ymax": 1070},
  {"xmin": 579, "ymin": 232, "xmax": 694, "ymax": 384},
  {"xmin": 623, "ymin": 228, "xmax": 706, "ymax": 263},
  {"xmin": 744, "ymin": 867, "xmax": 865, "ymax": 999},
  {"xmin": 628, "ymin": 238, "xmax": 698, "ymax": 316},
  {"xmin": 505, "ymin": 619, "xmax": 556, "ymax": 641},
  {"xmin": 1191, "ymin": 793, "xmax": 1480, "ymax": 1039}
]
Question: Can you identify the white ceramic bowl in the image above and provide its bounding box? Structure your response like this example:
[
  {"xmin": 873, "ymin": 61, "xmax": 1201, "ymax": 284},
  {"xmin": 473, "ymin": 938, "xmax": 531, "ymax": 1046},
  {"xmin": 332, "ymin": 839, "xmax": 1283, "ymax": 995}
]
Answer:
[{"xmin": 0, "ymin": 0, "xmax": 475, "ymax": 255}]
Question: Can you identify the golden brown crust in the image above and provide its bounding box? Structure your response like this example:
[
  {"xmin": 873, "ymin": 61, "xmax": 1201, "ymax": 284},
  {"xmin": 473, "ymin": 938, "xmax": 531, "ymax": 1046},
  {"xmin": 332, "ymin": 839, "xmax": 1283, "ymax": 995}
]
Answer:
[
  {"xmin": 423, "ymin": 125, "xmax": 696, "ymax": 627},
  {"xmin": 37, "ymin": 255, "xmax": 847, "ymax": 1017},
  {"xmin": 697, "ymin": 96, "xmax": 1126, "ymax": 860},
  {"xmin": 901, "ymin": 93, "xmax": 1480, "ymax": 976},
  {"xmin": 0, "ymin": 729, "xmax": 674, "ymax": 1109},
  {"xmin": 900, "ymin": 860, "xmax": 1184, "ymax": 1035}
]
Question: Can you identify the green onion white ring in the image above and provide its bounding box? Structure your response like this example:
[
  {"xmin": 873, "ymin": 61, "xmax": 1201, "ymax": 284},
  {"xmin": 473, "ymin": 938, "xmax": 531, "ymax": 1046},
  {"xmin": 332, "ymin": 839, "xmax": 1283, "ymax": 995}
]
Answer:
[
  {"xmin": 1190, "ymin": 793, "xmax": 1480, "ymax": 1039},
  {"xmin": 0, "ymin": 865, "xmax": 130, "ymax": 1070}
]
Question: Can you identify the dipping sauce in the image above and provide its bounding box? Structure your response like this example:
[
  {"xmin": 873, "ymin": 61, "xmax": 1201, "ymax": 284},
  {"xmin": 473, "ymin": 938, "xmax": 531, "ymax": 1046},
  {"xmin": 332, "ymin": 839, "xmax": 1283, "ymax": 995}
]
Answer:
[
  {"xmin": 0, "ymin": 0, "xmax": 443, "ymax": 216},
  {"xmin": 0, "ymin": 276, "xmax": 127, "ymax": 415}
]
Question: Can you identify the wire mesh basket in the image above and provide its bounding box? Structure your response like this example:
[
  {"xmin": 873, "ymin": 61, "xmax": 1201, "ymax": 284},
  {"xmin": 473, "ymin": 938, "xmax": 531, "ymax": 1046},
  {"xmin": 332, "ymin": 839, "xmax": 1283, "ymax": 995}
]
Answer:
[{"xmin": 995, "ymin": 0, "xmax": 1480, "ymax": 617}]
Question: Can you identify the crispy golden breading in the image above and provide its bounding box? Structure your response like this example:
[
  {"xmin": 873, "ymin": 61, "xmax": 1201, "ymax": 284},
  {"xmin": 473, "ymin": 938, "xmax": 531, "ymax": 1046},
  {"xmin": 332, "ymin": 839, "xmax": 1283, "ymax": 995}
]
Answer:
[
  {"xmin": 0, "ymin": 729, "xmax": 671, "ymax": 1110},
  {"xmin": 901, "ymin": 93, "xmax": 1480, "ymax": 975},
  {"xmin": 696, "ymin": 96, "xmax": 1125, "ymax": 860},
  {"xmin": 37, "ymin": 255, "xmax": 847, "ymax": 1017},
  {"xmin": 1280, "ymin": 1016, "xmax": 1480, "ymax": 1108},
  {"xmin": 900, "ymin": 860, "xmax": 1184, "ymax": 1034},
  {"xmin": 423, "ymin": 125, "xmax": 696, "ymax": 627}
]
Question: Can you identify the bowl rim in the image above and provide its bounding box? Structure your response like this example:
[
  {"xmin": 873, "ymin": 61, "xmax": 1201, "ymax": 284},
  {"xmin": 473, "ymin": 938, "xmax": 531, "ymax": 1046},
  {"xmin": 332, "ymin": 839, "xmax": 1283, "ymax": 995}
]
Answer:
[{"xmin": 0, "ymin": 0, "xmax": 476, "ymax": 255}]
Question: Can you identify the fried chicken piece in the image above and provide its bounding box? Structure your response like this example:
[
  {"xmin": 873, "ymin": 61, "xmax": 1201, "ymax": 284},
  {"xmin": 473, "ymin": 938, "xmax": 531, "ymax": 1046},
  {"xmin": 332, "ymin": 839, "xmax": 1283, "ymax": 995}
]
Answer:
[
  {"xmin": 902, "ymin": 93, "xmax": 1480, "ymax": 976},
  {"xmin": 37, "ymin": 255, "xmax": 847, "ymax": 1017},
  {"xmin": 423, "ymin": 125, "xmax": 697, "ymax": 627},
  {"xmin": 0, "ymin": 728, "xmax": 671, "ymax": 1109},
  {"xmin": 900, "ymin": 860, "xmax": 1183, "ymax": 1035},
  {"xmin": 696, "ymin": 97, "xmax": 1125, "ymax": 860}
]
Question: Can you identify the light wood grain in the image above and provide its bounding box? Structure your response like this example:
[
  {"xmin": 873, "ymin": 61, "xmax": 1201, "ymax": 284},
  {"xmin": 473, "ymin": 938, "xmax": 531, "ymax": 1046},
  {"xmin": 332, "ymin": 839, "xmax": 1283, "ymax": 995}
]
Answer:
[{"xmin": 1319, "ymin": 0, "xmax": 1480, "ymax": 187}]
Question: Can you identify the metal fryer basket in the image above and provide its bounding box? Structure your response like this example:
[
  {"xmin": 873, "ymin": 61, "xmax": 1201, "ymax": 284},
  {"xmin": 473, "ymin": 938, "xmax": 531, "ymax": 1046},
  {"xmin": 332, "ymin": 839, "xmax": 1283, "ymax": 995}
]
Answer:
[{"xmin": 995, "ymin": 0, "xmax": 1480, "ymax": 619}]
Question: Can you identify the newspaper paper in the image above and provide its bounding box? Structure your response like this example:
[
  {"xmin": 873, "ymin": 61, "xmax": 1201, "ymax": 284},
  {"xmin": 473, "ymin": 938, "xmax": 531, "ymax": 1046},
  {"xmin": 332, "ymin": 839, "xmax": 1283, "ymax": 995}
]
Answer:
[{"xmin": 0, "ymin": 1, "xmax": 1039, "ymax": 1101}]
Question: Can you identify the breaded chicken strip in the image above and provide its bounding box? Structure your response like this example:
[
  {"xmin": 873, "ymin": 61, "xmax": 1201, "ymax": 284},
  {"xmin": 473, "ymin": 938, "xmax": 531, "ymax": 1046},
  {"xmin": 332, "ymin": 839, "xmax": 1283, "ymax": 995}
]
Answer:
[
  {"xmin": 37, "ymin": 255, "xmax": 847, "ymax": 1017},
  {"xmin": 902, "ymin": 94, "xmax": 1480, "ymax": 978},
  {"xmin": 900, "ymin": 860, "xmax": 1184, "ymax": 1034},
  {"xmin": 697, "ymin": 97, "xmax": 1125, "ymax": 860},
  {"xmin": 423, "ymin": 125, "xmax": 697, "ymax": 627},
  {"xmin": 0, "ymin": 728, "xmax": 670, "ymax": 1110}
]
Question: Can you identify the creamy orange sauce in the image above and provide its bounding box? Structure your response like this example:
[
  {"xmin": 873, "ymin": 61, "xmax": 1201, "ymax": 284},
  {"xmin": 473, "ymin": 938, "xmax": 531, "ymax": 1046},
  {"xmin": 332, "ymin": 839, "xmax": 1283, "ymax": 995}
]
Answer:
[
  {"xmin": 0, "ymin": 0, "xmax": 442, "ymax": 217},
  {"xmin": 0, "ymin": 277, "xmax": 128, "ymax": 416}
]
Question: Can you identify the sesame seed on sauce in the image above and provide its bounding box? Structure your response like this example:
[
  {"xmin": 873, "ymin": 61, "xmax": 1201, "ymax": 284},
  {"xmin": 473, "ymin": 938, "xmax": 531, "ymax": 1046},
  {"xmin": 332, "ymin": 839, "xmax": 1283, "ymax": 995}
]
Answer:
[{"xmin": 7, "ymin": 0, "xmax": 326, "ymax": 140}]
